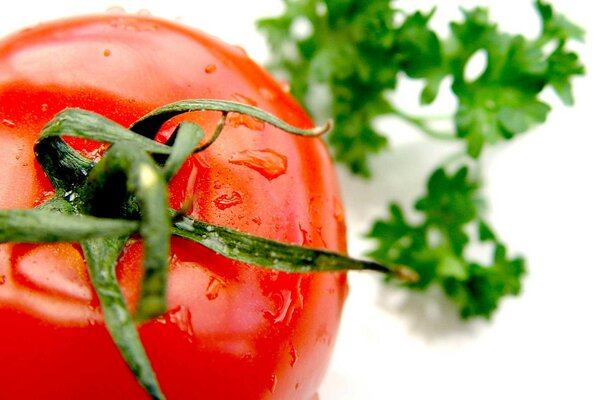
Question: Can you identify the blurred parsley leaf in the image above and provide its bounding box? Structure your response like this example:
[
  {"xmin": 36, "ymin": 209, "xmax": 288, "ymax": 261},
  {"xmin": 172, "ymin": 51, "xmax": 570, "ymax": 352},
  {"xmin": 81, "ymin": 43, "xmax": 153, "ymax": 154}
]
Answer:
[
  {"xmin": 258, "ymin": 1, "xmax": 583, "ymax": 319},
  {"xmin": 367, "ymin": 166, "xmax": 526, "ymax": 319}
]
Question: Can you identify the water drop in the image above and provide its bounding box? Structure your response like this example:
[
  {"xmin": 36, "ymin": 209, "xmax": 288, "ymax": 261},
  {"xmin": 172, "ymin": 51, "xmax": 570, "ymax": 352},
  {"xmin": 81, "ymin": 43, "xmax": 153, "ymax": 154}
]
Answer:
[
  {"xmin": 106, "ymin": 6, "xmax": 126, "ymax": 13},
  {"xmin": 279, "ymin": 81, "xmax": 291, "ymax": 93},
  {"xmin": 232, "ymin": 45, "xmax": 248, "ymax": 58},
  {"xmin": 2, "ymin": 119, "xmax": 16, "ymax": 128},
  {"xmin": 41, "ymin": 104, "xmax": 49, "ymax": 112},
  {"xmin": 229, "ymin": 149, "xmax": 287, "ymax": 180},
  {"xmin": 110, "ymin": 17, "xmax": 158, "ymax": 32},
  {"xmin": 316, "ymin": 325, "xmax": 332, "ymax": 346},
  {"xmin": 214, "ymin": 192, "xmax": 242, "ymax": 210},
  {"xmin": 268, "ymin": 375, "xmax": 278, "ymax": 393},
  {"xmin": 103, "ymin": 49, "xmax": 111, "ymax": 57},
  {"xmin": 333, "ymin": 197, "xmax": 345, "ymax": 224},
  {"xmin": 259, "ymin": 87, "xmax": 277, "ymax": 101},
  {"xmin": 204, "ymin": 64, "xmax": 217, "ymax": 74},
  {"xmin": 289, "ymin": 344, "xmax": 298, "ymax": 367},
  {"xmin": 0, "ymin": 275, "xmax": 5, "ymax": 285},
  {"xmin": 264, "ymin": 290, "xmax": 293, "ymax": 324},
  {"xmin": 157, "ymin": 306, "xmax": 194, "ymax": 341},
  {"xmin": 227, "ymin": 113, "xmax": 265, "ymax": 131},
  {"xmin": 205, "ymin": 276, "xmax": 223, "ymax": 300},
  {"xmin": 232, "ymin": 93, "xmax": 257, "ymax": 106}
]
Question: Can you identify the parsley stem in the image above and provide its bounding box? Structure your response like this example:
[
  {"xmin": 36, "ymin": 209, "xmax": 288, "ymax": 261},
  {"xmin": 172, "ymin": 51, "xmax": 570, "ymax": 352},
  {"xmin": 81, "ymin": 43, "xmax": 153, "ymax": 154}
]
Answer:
[{"xmin": 393, "ymin": 109, "xmax": 456, "ymax": 141}]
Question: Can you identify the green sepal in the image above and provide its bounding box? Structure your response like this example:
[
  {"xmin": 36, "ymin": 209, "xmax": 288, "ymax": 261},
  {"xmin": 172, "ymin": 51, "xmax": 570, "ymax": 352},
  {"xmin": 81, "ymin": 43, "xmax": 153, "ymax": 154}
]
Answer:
[
  {"xmin": 84, "ymin": 142, "xmax": 171, "ymax": 320},
  {"xmin": 130, "ymin": 99, "xmax": 330, "ymax": 138},
  {"xmin": 82, "ymin": 236, "xmax": 165, "ymax": 400}
]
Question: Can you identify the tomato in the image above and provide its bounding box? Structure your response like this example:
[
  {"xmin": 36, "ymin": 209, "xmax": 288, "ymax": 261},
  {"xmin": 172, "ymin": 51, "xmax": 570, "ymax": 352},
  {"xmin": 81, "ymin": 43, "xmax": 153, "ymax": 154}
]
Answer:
[{"xmin": 0, "ymin": 14, "xmax": 347, "ymax": 399}]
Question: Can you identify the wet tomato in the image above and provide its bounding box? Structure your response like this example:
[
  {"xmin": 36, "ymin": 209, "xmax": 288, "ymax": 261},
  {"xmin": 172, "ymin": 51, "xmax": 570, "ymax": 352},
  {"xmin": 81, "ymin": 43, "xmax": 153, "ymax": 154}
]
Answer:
[{"xmin": 0, "ymin": 14, "xmax": 347, "ymax": 399}]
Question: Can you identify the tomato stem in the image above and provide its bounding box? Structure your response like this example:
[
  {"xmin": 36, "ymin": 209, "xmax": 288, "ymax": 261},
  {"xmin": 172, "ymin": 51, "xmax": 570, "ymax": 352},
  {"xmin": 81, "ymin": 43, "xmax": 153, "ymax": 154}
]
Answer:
[
  {"xmin": 83, "ymin": 142, "xmax": 171, "ymax": 320},
  {"xmin": 130, "ymin": 99, "xmax": 331, "ymax": 137},
  {"xmin": 82, "ymin": 236, "xmax": 165, "ymax": 400},
  {"xmin": 0, "ymin": 100, "xmax": 413, "ymax": 400}
]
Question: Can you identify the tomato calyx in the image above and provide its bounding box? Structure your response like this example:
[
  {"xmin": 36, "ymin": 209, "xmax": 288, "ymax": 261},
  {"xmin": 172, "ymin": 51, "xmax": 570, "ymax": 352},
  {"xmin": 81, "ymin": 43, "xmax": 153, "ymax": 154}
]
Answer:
[{"xmin": 0, "ymin": 100, "xmax": 416, "ymax": 399}]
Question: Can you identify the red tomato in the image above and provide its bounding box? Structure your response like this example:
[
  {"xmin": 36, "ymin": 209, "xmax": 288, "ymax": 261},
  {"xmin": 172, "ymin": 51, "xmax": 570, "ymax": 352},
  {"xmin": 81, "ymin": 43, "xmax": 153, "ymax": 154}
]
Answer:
[{"xmin": 0, "ymin": 14, "xmax": 347, "ymax": 399}]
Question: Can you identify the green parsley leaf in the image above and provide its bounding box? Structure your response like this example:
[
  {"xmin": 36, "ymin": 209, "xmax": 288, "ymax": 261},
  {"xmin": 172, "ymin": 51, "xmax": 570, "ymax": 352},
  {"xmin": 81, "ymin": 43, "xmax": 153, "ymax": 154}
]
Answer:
[
  {"xmin": 259, "ymin": 0, "xmax": 582, "ymax": 319},
  {"xmin": 258, "ymin": 0, "xmax": 402, "ymax": 176},
  {"xmin": 259, "ymin": 0, "xmax": 584, "ymax": 170},
  {"xmin": 367, "ymin": 166, "xmax": 526, "ymax": 319}
]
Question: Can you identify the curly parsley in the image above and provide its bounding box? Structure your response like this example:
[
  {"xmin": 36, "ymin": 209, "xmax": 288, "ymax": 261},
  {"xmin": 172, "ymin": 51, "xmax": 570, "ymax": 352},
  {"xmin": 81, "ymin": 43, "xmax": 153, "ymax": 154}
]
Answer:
[{"xmin": 258, "ymin": 0, "xmax": 584, "ymax": 318}]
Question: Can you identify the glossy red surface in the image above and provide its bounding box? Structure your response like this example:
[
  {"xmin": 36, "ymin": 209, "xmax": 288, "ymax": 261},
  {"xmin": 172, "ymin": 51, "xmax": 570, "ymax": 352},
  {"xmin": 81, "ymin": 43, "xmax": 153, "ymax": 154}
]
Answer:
[{"xmin": 0, "ymin": 14, "xmax": 347, "ymax": 399}]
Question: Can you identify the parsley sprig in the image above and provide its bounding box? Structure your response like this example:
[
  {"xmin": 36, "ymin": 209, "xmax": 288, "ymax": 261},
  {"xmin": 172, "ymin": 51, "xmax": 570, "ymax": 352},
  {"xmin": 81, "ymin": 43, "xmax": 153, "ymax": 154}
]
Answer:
[{"xmin": 258, "ymin": 0, "xmax": 584, "ymax": 318}]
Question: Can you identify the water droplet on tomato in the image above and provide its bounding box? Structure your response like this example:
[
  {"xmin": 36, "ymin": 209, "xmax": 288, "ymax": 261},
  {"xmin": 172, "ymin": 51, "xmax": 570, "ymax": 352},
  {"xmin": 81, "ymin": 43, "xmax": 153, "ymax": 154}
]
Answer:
[
  {"xmin": 156, "ymin": 306, "xmax": 194, "ymax": 341},
  {"xmin": 259, "ymin": 87, "xmax": 277, "ymax": 101},
  {"xmin": 316, "ymin": 325, "xmax": 332, "ymax": 346},
  {"xmin": 205, "ymin": 276, "xmax": 224, "ymax": 300},
  {"xmin": 34, "ymin": 191, "xmax": 56, "ymax": 207},
  {"xmin": 232, "ymin": 45, "xmax": 248, "ymax": 58},
  {"xmin": 2, "ymin": 119, "xmax": 16, "ymax": 128},
  {"xmin": 103, "ymin": 49, "xmax": 111, "ymax": 57},
  {"xmin": 229, "ymin": 149, "xmax": 287, "ymax": 180},
  {"xmin": 232, "ymin": 93, "xmax": 257, "ymax": 106},
  {"xmin": 268, "ymin": 375, "xmax": 278, "ymax": 393},
  {"xmin": 227, "ymin": 113, "xmax": 266, "ymax": 131},
  {"xmin": 0, "ymin": 275, "xmax": 5, "ymax": 285},
  {"xmin": 106, "ymin": 6, "xmax": 126, "ymax": 13},
  {"xmin": 279, "ymin": 81, "xmax": 291, "ymax": 93},
  {"xmin": 204, "ymin": 64, "xmax": 217, "ymax": 74},
  {"xmin": 213, "ymin": 191, "xmax": 242, "ymax": 210},
  {"xmin": 289, "ymin": 343, "xmax": 298, "ymax": 367},
  {"xmin": 264, "ymin": 290, "xmax": 296, "ymax": 325},
  {"xmin": 109, "ymin": 17, "xmax": 158, "ymax": 32}
]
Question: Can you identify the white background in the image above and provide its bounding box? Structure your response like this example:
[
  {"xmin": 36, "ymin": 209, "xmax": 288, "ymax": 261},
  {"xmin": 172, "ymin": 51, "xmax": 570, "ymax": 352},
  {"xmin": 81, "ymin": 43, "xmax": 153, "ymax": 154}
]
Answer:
[{"xmin": 1, "ymin": 1, "xmax": 598, "ymax": 399}]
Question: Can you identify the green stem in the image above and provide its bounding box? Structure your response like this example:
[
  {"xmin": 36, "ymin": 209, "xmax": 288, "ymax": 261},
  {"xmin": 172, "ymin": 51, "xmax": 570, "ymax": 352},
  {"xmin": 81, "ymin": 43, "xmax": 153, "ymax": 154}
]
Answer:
[
  {"xmin": 34, "ymin": 136, "xmax": 94, "ymax": 191},
  {"xmin": 2, "ymin": 98, "xmax": 422, "ymax": 400},
  {"xmin": 393, "ymin": 108, "xmax": 457, "ymax": 141},
  {"xmin": 161, "ymin": 121, "xmax": 205, "ymax": 181},
  {"xmin": 130, "ymin": 99, "xmax": 331, "ymax": 138},
  {"xmin": 172, "ymin": 213, "xmax": 417, "ymax": 281},
  {"xmin": 82, "ymin": 236, "xmax": 165, "ymax": 400},
  {"xmin": 84, "ymin": 142, "xmax": 171, "ymax": 320},
  {"xmin": 195, "ymin": 113, "xmax": 228, "ymax": 153},
  {"xmin": 39, "ymin": 108, "xmax": 172, "ymax": 154},
  {"xmin": 0, "ymin": 208, "xmax": 138, "ymax": 243}
]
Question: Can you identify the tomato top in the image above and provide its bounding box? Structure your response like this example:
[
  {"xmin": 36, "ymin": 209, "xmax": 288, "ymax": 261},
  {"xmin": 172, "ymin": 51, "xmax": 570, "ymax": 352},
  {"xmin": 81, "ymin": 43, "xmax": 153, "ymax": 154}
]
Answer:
[{"xmin": 0, "ymin": 14, "xmax": 347, "ymax": 400}]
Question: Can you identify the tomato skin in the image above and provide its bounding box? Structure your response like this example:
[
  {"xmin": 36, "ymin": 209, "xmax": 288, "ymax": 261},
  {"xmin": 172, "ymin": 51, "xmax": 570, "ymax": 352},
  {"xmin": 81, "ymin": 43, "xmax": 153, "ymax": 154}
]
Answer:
[{"xmin": 0, "ymin": 14, "xmax": 347, "ymax": 400}]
